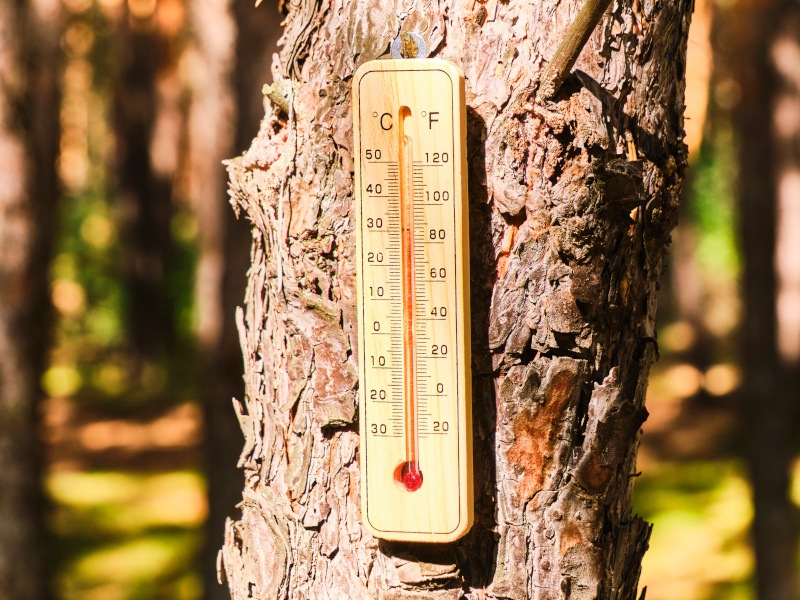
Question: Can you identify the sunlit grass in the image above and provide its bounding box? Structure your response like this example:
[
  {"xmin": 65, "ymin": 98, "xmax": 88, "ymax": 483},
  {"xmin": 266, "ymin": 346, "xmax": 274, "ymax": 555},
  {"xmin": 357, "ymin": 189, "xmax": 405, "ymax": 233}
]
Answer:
[
  {"xmin": 636, "ymin": 461, "xmax": 754, "ymax": 600},
  {"xmin": 48, "ymin": 470, "xmax": 206, "ymax": 600},
  {"xmin": 49, "ymin": 470, "xmax": 206, "ymax": 533}
]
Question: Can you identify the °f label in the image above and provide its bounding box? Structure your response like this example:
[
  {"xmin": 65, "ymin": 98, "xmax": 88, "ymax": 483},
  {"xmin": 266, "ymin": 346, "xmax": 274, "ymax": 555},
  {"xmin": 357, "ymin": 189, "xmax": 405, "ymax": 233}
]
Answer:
[{"xmin": 353, "ymin": 58, "xmax": 473, "ymax": 543}]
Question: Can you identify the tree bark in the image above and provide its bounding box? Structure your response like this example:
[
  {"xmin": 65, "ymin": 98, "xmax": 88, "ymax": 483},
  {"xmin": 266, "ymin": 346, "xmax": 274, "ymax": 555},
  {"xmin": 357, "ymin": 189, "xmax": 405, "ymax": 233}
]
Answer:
[
  {"xmin": 220, "ymin": 1, "xmax": 692, "ymax": 598},
  {"xmin": 733, "ymin": 1, "xmax": 800, "ymax": 598},
  {"xmin": 0, "ymin": 0, "xmax": 61, "ymax": 598}
]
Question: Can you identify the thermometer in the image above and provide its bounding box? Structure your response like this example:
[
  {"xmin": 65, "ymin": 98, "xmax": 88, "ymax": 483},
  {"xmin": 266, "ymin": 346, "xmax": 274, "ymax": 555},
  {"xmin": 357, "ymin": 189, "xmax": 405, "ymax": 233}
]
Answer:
[{"xmin": 353, "ymin": 58, "xmax": 473, "ymax": 543}]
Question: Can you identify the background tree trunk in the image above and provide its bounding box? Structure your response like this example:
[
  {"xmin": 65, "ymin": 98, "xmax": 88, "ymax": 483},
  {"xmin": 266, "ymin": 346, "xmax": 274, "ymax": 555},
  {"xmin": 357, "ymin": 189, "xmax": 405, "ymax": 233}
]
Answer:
[
  {"xmin": 186, "ymin": 4, "xmax": 239, "ymax": 598},
  {"xmin": 733, "ymin": 1, "xmax": 800, "ymax": 598},
  {"xmin": 186, "ymin": 1, "xmax": 280, "ymax": 598},
  {"xmin": 0, "ymin": 0, "xmax": 61, "ymax": 598},
  {"xmin": 219, "ymin": 1, "xmax": 692, "ymax": 598},
  {"xmin": 112, "ymin": 3, "xmax": 182, "ymax": 371}
]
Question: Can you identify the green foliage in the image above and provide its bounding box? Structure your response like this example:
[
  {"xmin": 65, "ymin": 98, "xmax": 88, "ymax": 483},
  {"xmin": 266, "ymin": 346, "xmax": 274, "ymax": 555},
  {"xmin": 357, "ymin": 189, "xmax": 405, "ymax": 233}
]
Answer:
[
  {"xmin": 47, "ymin": 181, "xmax": 201, "ymax": 411},
  {"xmin": 688, "ymin": 123, "xmax": 741, "ymax": 279}
]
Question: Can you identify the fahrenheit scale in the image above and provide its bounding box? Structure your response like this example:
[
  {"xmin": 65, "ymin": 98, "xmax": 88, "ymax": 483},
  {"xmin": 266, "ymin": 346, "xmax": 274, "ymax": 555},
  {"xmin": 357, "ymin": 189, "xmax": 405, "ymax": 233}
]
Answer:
[{"xmin": 353, "ymin": 58, "xmax": 473, "ymax": 543}]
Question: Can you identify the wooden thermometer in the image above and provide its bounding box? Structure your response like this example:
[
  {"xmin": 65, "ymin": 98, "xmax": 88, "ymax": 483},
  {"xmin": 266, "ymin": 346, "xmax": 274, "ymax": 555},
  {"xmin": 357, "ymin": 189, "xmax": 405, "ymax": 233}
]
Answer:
[{"xmin": 353, "ymin": 58, "xmax": 473, "ymax": 543}]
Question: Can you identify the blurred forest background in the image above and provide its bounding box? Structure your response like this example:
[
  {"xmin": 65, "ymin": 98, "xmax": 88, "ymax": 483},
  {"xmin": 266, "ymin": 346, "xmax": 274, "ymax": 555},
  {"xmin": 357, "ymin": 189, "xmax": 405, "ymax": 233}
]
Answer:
[{"xmin": 0, "ymin": 0, "xmax": 798, "ymax": 599}]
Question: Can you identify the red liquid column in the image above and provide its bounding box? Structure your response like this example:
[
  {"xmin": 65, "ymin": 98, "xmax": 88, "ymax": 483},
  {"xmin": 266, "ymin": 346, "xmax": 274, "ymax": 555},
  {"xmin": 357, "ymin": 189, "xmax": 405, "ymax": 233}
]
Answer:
[{"xmin": 398, "ymin": 105, "xmax": 422, "ymax": 493}]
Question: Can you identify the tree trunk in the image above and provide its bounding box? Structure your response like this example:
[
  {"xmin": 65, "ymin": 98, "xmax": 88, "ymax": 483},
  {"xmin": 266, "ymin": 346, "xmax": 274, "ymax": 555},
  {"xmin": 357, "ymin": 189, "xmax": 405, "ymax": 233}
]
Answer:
[
  {"xmin": 186, "ymin": 1, "xmax": 280, "ymax": 598},
  {"xmin": 0, "ymin": 0, "xmax": 61, "ymax": 598},
  {"xmin": 186, "ymin": 3, "xmax": 240, "ymax": 597},
  {"xmin": 219, "ymin": 1, "xmax": 692, "ymax": 598},
  {"xmin": 733, "ymin": 1, "xmax": 800, "ymax": 598},
  {"xmin": 112, "ymin": 3, "xmax": 181, "ymax": 371}
]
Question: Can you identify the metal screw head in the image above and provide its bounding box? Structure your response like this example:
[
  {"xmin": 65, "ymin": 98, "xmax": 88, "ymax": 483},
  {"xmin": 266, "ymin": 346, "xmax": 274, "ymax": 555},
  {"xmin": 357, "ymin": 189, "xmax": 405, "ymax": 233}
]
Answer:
[{"xmin": 391, "ymin": 32, "xmax": 428, "ymax": 59}]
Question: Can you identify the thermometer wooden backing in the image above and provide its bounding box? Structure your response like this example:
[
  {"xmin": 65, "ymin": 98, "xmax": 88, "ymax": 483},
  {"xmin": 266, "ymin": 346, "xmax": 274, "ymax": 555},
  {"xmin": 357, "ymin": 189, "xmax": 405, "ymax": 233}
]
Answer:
[{"xmin": 353, "ymin": 58, "xmax": 473, "ymax": 543}]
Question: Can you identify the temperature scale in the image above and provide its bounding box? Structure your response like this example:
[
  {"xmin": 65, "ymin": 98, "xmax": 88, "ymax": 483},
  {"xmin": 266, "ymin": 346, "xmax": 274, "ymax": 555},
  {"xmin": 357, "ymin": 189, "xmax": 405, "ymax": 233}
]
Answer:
[{"xmin": 353, "ymin": 58, "xmax": 473, "ymax": 543}]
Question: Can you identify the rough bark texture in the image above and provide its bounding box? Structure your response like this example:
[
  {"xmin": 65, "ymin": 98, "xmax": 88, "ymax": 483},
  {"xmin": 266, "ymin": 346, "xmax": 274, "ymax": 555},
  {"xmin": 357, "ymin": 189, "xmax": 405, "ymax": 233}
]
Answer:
[
  {"xmin": 733, "ymin": 1, "xmax": 800, "ymax": 598},
  {"xmin": 220, "ymin": 1, "xmax": 691, "ymax": 598},
  {"xmin": 0, "ymin": 0, "xmax": 61, "ymax": 598}
]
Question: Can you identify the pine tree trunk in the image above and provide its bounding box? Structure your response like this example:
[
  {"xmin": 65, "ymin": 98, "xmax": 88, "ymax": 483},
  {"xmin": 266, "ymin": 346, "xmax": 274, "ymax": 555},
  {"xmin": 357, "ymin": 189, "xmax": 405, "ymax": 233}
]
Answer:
[
  {"xmin": 187, "ymin": 1, "xmax": 280, "ymax": 598},
  {"xmin": 112, "ymin": 4, "xmax": 180, "ymax": 369},
  {"xmin": 0, "ymin": 0, "xmax": 61, "ymax": 598},
  {"xmin": 219, "ymin": 1, "xmax": 692, "ymax": 598},
  {"xmin": 187, "ymin": 4, "xmax": 240, "ymax": 599},
  {"xmin": 733, "ymin": 1, "xmax": 800, "ymax": 598}
]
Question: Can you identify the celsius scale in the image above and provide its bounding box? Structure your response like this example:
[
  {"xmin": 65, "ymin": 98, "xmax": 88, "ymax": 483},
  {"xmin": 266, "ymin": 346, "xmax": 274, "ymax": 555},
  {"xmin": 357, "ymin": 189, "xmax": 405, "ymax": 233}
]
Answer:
[{"xmin": 353, "ymin": 54, "xmax": 473, "ymax": 543}]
